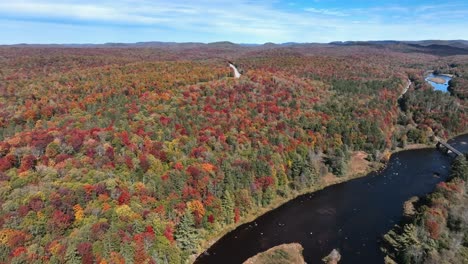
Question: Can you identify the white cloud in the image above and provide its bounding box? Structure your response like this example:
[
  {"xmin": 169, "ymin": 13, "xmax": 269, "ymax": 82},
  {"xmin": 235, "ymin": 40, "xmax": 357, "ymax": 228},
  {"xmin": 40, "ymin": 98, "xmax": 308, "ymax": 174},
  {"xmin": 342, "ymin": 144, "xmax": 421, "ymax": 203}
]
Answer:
[
  {"xmin": 304, "ymin": 7, "xmax": 349, "ymax": 17},
  {"xmin": 0, "ymin": 1, "xmax": 174, "ymax": 24}
]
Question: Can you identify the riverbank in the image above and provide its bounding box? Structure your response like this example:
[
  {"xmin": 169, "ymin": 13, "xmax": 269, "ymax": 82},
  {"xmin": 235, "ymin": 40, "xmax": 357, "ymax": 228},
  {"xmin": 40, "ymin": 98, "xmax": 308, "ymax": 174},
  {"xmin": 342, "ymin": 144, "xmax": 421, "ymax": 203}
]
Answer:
[
  {"xmin": 192, "ymin": 143, "xmax": 434, "ymax": 262},
  {"xmin": 439, "ymin": 73, "xmax": 454, "ymax": 78},
  {"xmin": 423, "ymin": 70, "xmax": 454, "ymax": 79},
  {"xmin": 193, "ymin": 155, "xmax": 378, "ymax": 262}
]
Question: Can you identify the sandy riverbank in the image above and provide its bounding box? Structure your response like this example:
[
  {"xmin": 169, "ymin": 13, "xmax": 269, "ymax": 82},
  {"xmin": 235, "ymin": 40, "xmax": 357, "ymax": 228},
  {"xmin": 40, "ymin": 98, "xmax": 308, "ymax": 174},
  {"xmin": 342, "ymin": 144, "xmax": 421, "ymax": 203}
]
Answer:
[
  {"xmin": 243, "ymin": 243, "xmax": 305, "ymax": 264},
  {"xmin": 427, "ymin": 77, "xmax": 446, "ymax": 84},
  {"xmin": 439, "ymin": 73, "xmax": 454, "ymax": 78}
]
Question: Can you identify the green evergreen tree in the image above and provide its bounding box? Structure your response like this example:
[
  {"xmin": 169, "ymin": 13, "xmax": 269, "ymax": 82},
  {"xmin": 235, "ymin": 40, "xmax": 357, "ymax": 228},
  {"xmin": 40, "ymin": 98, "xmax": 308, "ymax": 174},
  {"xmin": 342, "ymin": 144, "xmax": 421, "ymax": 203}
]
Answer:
[
  {"xmin": 261, "ymin": 187, "xmax": 274, "ymax": 206},
  {"xmin": 450, "ymin": 156, "xmax": 468, "ymax": 180},
  {"xmin": 64, "ymin": 244, "xmax": 81, "ymax": 264},
  {"xmin": 289, "ymin": 152, "xmax": 305, "ymax": 189},
  {"xmin": 326, "ymin": 149, "xmax": 348, "ymax": 177},
  {"xmin": 221, "ymin": 190, "xmax": 235, "ymax": 225},
  {"xmin": 153, "ymin": 236, "xmax": 182, "ymax": 264},
  {"xmin": 174, "ymin": 209, "xmax": 199, "ymax": 253}
]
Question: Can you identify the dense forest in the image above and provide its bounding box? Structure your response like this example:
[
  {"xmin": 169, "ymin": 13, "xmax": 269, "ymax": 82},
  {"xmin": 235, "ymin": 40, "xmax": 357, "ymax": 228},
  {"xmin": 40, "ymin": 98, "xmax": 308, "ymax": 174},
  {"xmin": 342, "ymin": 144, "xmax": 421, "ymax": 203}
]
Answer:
[
  {"xmin": 0, "ymin": 44, "xmax": 466, "ymax": 263},
  {"xmin": 382, "ymin": 155, "xmax": 468, "ymax": 264}
]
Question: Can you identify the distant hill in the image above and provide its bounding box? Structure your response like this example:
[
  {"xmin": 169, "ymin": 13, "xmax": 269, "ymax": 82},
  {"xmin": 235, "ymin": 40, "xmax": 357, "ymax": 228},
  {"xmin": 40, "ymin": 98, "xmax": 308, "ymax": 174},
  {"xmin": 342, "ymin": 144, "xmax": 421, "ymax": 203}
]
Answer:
[
  {"xmin": 329, "ymin": 40, "xmax": 468, "ymax": 47},
  {"xmin": 405, "ymin": 40, "xmax": 468, "ymax": 48},
  {"xmin": 328, "ymin": 40, "xmax": 468, "ymax": 56},
  {"xmin": 405, "ymin": 43, "xmax": 468, "ymax": 56},
  {"xmin": 4, "ymin": 40, "xmax": 468, "ymax": 56},
  {"xmin": 329, "ymin": 40, "xmax": 400, "ymax": 46},
  {"xmin": 206, "ymin": 41, "xmax": 238, "ymax": 47}
]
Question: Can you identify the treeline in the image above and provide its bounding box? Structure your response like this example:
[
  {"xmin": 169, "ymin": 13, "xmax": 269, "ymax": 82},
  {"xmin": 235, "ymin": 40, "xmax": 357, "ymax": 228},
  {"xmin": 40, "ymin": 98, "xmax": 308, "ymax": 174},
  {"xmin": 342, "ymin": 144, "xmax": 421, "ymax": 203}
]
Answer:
[{"xmin": 382, "ymin": 156, "xmax": 468, "ymax": 264}]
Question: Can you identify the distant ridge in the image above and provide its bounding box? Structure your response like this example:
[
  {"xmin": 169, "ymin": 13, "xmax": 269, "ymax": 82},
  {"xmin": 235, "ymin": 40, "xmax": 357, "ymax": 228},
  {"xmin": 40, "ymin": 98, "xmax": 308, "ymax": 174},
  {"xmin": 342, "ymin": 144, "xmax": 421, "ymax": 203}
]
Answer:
[
  {"xmin": 329, "ymin": 40, "xmax": 400, "ymax": 45},
  {"xmin": 3, "ymin": 40, "xmax": 468, "ymax": 56},
  {"xmin": 207, "ymin": 41, "xmax": 237, "ymax": 46},
  {"xmin": 405, "ymin": 40, "xmax": 468, "ymax": 48},
  {"xmin": 4, "ymin": 40, "xmax": 467, "ymax": 47},
  {"xmin": 328, "ymin": 40, "xmax": 468, "ymax": 48}
]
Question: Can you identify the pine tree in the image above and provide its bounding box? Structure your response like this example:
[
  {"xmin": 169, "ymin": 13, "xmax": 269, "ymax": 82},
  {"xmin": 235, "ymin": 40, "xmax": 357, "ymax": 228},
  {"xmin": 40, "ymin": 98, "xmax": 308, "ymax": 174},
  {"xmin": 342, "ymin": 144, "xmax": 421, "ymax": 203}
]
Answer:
[
  {"xmin": 64, "ymin": 244, "xmax": 81, "ymax": 264},
  {"xmin": 174, "ymin": 209, "xmax": 199, "ymax": 253},
  {"xmin": 290, "ymin": 152, "xmax": 306, "ymax": 189},
  {"xmin": 290, "ymin": 153, "xmax": 303, "ymax": 180},
  {"xmin": 262, "ymin": 187, "xmax": 274, "ymax": 206},
  {"xmin": 450, "ymin": 156, "xmax": 468, "ymax": 180},
  {"xmin": 382, "ymin": 223, "xmax": 420, "ymax": 259},
  {"xmin": 221, "ymin": 190, "xmax": 235, "ymax": 225}
]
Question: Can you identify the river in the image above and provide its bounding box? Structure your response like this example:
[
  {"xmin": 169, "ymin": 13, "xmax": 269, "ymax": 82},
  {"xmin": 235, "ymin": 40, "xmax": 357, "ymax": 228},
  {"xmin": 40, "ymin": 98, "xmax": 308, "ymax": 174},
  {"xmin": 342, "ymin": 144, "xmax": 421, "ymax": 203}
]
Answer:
[
  {"xmin": 195, "ymin": 134, "xmax": 468, "ymax": 264},
  {"xmin": 425, "ymin": 73, "xmax": 452, "ymax": 92}
]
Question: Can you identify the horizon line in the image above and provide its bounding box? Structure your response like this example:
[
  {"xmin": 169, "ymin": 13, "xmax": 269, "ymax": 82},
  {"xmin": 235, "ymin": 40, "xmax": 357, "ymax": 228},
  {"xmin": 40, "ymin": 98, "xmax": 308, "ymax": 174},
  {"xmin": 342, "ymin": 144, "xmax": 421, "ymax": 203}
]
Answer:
[{"xmin": 1, "ymin": 39, "xmax": 467, "ymax": 46}]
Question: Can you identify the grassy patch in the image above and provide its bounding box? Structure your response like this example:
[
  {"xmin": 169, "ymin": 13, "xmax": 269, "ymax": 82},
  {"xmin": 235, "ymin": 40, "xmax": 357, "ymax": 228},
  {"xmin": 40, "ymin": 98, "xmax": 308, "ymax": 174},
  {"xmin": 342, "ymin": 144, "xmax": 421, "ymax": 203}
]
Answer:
[{"xmin": 243, "ymin": 243, "xmax": 304, "ymax": 264}]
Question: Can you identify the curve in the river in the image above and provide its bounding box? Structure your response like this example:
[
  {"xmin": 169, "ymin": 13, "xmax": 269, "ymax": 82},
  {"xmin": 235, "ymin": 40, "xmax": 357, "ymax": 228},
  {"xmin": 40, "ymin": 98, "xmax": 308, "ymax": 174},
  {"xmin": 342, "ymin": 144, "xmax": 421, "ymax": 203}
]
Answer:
[
  {"xmin": 195, "ymin": 134, "xmax": 468, "ymax": 264},
  {"xmin": 425, "ymin": 73, "xmax": 452, "ymax": 92}
]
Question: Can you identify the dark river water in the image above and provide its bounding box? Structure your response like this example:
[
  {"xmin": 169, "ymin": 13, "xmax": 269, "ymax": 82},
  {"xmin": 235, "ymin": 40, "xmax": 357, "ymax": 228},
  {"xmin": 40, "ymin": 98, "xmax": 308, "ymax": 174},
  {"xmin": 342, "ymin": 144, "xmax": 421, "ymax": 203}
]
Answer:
[{"xmin": 195, "ymin": 134, "xmax": 468, "ymax": 264}]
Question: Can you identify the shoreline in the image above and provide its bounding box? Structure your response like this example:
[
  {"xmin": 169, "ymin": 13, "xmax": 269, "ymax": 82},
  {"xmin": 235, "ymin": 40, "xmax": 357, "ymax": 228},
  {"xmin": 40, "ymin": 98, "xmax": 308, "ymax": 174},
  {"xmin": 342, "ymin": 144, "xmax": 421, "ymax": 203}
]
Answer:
[
  {"xmin": 192, "ymin": 141, "xmax": 446, "ymax": 262},
  {"xmin": 423, "ymin": 70, "xmax": 454, "ymax": 79},
  {"xmin": 439, "ymin": 73, "xmax": 454, "ymax": 78}
]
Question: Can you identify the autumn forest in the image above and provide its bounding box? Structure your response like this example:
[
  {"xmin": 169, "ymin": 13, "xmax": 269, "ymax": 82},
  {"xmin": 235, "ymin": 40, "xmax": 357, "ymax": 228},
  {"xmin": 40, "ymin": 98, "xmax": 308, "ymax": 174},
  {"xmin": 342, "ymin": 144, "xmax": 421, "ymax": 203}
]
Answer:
[{"xmin": 0, "ymin": 42, "xmax": 467, "ymax": 263}]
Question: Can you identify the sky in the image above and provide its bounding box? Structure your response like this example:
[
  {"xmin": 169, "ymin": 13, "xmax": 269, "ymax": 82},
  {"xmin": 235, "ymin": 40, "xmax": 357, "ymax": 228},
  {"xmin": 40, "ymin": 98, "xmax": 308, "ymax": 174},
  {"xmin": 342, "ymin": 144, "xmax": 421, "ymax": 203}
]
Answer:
[{"xmin": 1, "ymin": 0, "xmax": 468, "ymax": 44}]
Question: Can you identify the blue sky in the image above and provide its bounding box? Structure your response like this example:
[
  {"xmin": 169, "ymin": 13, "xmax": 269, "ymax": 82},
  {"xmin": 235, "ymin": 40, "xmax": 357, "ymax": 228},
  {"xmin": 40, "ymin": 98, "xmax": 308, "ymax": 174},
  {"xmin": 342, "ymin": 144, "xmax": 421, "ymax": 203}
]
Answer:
[{"xmin": 1, "ymin": 0, "xmax": 468, "ymax": 44}]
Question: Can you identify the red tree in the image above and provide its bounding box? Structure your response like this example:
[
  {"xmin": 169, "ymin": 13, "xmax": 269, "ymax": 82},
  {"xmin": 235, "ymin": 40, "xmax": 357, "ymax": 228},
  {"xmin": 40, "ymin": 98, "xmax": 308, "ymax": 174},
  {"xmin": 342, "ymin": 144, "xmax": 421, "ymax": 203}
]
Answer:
[
  {"xmin": 118, "ymin": 190, "xmax": 131, "ymax": 205},
  {"xmin": 77, "ymin": 242, "xmax": 94, "ymax": 264}
]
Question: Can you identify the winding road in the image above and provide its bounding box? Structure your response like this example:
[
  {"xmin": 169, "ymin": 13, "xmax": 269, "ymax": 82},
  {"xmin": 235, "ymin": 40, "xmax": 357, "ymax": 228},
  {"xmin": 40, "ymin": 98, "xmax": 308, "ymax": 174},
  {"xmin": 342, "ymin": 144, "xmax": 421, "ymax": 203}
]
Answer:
[
  {"xmin": 399, "ymin": 79, "xmax": 411, "ymax": 99},
  {"xmin": 228, "ymin": 62, "xmax": 241, "ymax": 78}
]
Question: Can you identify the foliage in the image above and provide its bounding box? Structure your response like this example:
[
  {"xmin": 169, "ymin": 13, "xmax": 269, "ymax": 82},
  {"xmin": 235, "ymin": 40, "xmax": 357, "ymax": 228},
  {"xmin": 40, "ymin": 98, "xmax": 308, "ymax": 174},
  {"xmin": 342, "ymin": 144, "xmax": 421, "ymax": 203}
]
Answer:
[{"xmin": 0, "ymin": 45, "xmax": 466, "ymax": 262}]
